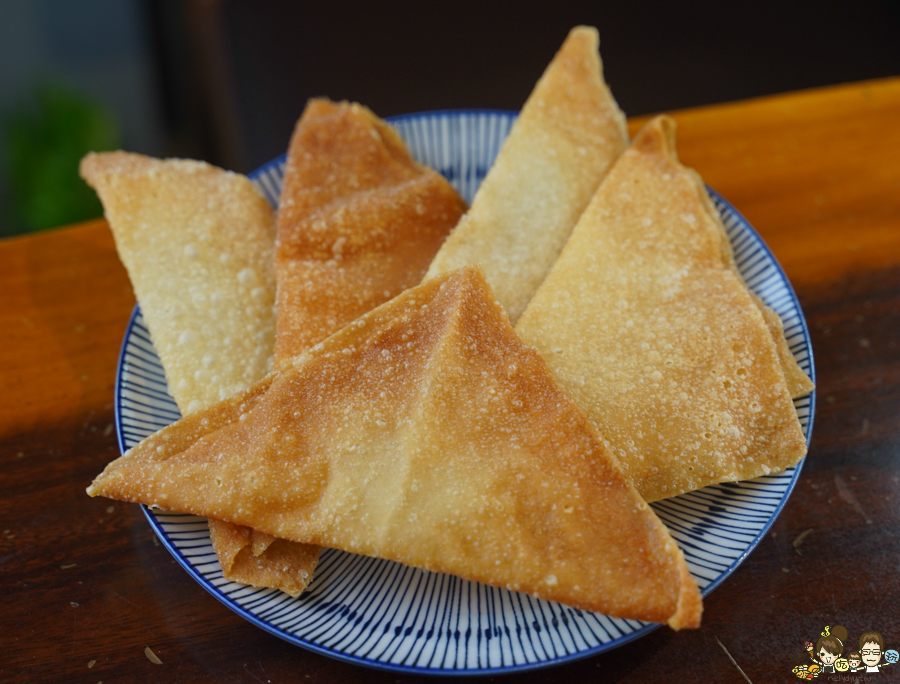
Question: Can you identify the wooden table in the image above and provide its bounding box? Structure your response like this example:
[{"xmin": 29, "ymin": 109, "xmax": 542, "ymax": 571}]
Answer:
[{"xmin": 3, "ymin": 78, "xmax": 900, "ymax": 683}]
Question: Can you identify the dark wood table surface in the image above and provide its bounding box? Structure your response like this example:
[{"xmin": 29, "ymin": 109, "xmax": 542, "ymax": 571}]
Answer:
[{"xmin": 3, "ymin": 78, "xmax": 900, "ymax": 683}]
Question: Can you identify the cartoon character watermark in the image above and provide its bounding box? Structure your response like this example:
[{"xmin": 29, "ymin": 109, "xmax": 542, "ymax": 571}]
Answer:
[
  {"xmin": 792, "ymin": 626, "xmax": 898, "ymax": 678},
  {"xmin": 859, "ymin": 631, "xmax": 894, "ymax": 673}
]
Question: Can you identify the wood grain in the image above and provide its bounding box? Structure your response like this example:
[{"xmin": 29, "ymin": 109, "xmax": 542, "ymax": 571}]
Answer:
[
  {"xmin": 630, "ymin": 77, "xmax": 900, "ymax": 289},
  {"xmin": 2, "ymin": 78, "xmax": 900, "ymax": 683},
  {"xmin": 0, "ymin": 221, "xmax": 134, "ymax": 439}
]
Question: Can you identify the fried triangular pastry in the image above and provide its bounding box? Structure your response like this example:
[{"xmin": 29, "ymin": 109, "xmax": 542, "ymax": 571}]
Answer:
[
  {"xmin": 88, "ymin": 266, "xmax": 702, "ymax": 629},
  {"xmin": 80, "ymin": 152, "xmax": 277, "ymax": 414},
  {"xmin": 81, "ymin": 152, "xmax": 319, "ymax": 597},
  {"xmin": 516, "ymin": 116, "xmax": 809, "ymax": 502},
  {"xmin": 425, "ymin": 25, "xmax": 628, "ymax": 323},
  {"xmin": 275, "ymin": 98, "xmax": 467, "ymax": 364}
]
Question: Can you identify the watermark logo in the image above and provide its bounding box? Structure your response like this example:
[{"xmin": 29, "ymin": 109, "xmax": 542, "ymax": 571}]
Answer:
[{"xmin": 792, "ymin": 625, "xmax": 898, "ymax": 679}]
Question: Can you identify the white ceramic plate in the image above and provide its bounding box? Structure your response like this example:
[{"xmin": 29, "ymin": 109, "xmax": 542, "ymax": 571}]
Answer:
[{"xmin": 115, "ymin": 110, "xmax": 816, "ymax": 675}]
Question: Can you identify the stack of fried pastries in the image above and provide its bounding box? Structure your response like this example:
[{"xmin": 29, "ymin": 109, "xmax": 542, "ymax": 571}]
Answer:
[
  {"xmin": 82, "ymin": 101, "xmax": 466, "ymax": 596},
  {"xmin": 80, "ymin": 152, "xmax": 322, "ymax": 594},
  {"xmin": 84, "ymin": 24, "xmax": 815, "ymax": 632},
  {"xmin": 88, "ymin": 266, "xmax": 702, "ymax": 630},
  {"xmin": 214, "ymin": 99, "xmax": 466, "ymax": 594}
]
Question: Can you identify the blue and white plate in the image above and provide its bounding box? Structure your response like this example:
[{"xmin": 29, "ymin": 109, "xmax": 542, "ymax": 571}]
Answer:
[{"xmin": 115, "ymin": 110, "xmax": 815, "ymax": 675}]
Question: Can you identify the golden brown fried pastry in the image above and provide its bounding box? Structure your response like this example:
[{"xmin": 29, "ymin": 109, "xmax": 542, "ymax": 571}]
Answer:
[
  {"xmin": 516, "ymin": 116, "xmax": 809, "ymax": 502},
  {"xmin": 425, "ymin": 25, "xmax": 628, "ymax": 323},
  {"xmin": 208, "ymin": 523, "xmax": 321, "ymax": 597},
  {"xmin": 275, "ymin": 98, "xmax": 467, "ymax": 364},
  {"xmin": 87, "ymin": 266, "xmax": 702, "ymax": 630},
  {"xmin": 80, "ymin": 152, "xmax": 277, "ymax": 415},
  {"xmin": 81, "ymin": 152, "xmax": 320, "ymax": 596}
]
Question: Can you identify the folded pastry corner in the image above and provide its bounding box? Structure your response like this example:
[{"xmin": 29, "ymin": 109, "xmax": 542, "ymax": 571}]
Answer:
[
  {"xmin": 425, "ymin": 25, "xmax": 628, "ymax": 323},
  {"xmin": 752, "ymin": 294, "xmax": 816, "ymax": 398},
  {"xmin": 88, "ymin": 265, "xmax": 701, "ymax": 629},
  {"xmin": 208, "ymin": 522, "xmax": 320, "ymax": 598},
  {"xmin": 516, "ymin": 115, "xmax": 809, "ymax": 503}
]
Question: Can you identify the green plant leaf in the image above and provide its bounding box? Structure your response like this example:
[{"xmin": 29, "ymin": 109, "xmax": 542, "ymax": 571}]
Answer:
[{"xmin": 2, "ymin": 82, "xmax": 120, "ymax": 234}]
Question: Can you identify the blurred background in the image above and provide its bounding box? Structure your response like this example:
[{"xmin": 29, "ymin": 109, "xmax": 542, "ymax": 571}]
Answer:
[{"xmin": 1, "ymin": 0, "xmax": 898, "ymax": 237}]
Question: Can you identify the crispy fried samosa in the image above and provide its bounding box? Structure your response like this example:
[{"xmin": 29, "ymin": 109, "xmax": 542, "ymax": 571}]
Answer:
[
  {"xmin": 81, "ymin": 152, "xmax": 319, "ymax": 597},
  {"xmin": 87, "ymin": 266, "xmax": 702, "ymax": 630},
  {"xmin": 425, "ymin": 25, "xmax": 628, "ymax": 323},
  {"xmin": 275, "ymin": 98, "xmax": 467, "ymax": 363},
  {"xmin": 516, "ymin": 116, "xmax": 809, "ymax": 502},
  {"xmin": 80, "ymin": 152, "xmax": 277, "ymax": 415}
]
